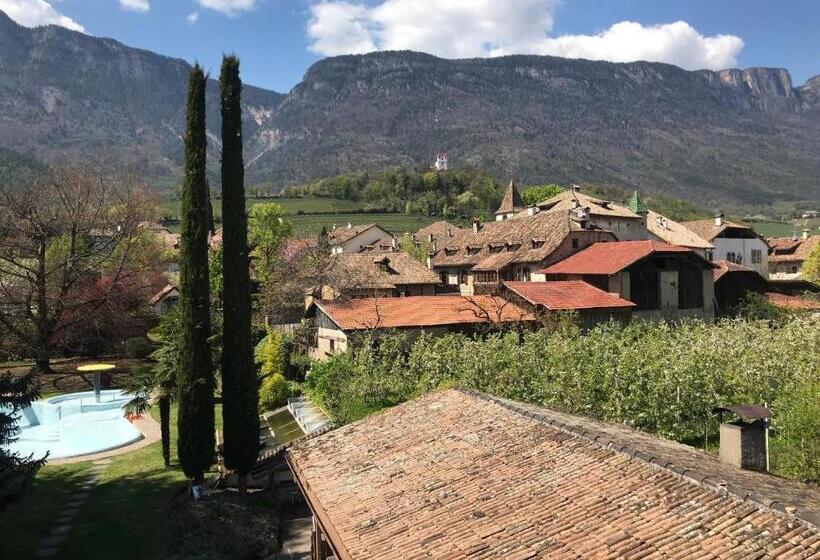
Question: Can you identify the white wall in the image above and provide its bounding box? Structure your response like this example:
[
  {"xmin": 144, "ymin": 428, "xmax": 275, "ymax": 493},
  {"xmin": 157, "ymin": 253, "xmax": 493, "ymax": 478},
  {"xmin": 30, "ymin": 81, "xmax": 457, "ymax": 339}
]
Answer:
[
  {"xmin": 590, "ymin": 216, "xmax": 647, "ymax": 241},
  {"xmin": 712, "ymin": 238, "xmax": 769, "ymax": 276},
  {"xmin": 313, "ymin": 327, "xmax": 348, "ymax": 361},
  {"xmin": 340, "ymin": 227, "xmax": 391, "ymax": 253}
]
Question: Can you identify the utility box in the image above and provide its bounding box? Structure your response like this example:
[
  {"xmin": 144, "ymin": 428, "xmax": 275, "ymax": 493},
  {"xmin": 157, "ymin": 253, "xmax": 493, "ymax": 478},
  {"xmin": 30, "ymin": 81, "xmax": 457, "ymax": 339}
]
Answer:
[{"xmin": 714, "ymin": 405, "xmax": 770, "ymax": 472}]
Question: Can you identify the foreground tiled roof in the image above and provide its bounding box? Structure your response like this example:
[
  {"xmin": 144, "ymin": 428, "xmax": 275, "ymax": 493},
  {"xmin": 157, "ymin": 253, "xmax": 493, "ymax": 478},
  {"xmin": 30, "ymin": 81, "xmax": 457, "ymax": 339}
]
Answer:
[
  {"xmin": 767, "ymin": 235, "xmax": 819, "ymax": 263},
  {"xmin": 328, "ymin": 224, "xmax": 385, "ymax": 245},
  {"xmin": 647, "ymin": 210, "xmax": 714, "ymax": 250},
  {"xmin": 431, "ymin": 211, "xmax": 612, "ymax": 270},
  {"xmin": 766, "ymin": 292, "xmax": 820, "ymax": 310},
  {"xmin": 505, "ymin": 280, "xmax": 635, "ymax": 310},
  {"xmin": 148, "ymin": 284, "xmax": 177, "ymax": 305},
  {"xmin": 681, "ymin": 219, "xmax": 756, "ymax": 242},
  {"xmin": 324, "ymin": 252, "xmax": 440, "ymax": 290},
  {"xmin": 713, "ymin": 260, "xmax": 759, "ymax": 282},
  {"xmin": 288, "ymin": 389, "xmax": 820, "ymax": 560},
  {"xmin": 534, "ymin": 189, "xmax": 642, "ymax": 219},
  {"xmin": 313, "ymin": 295, "xmax": 533, "ymax": 330},
  {"xmin": 542, "ymin": 240, "xmax": 698, "ymax": 275}
]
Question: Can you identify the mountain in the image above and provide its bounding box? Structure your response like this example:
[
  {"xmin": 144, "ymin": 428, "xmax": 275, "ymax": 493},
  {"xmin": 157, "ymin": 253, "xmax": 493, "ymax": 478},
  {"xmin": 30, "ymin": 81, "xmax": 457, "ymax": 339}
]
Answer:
[
  {"xmin": 0, "ymin": 10, "xmax": 818, "ymax": 209},
  {"xmin": 0, "ymin": 10, "xmax": 283, "ymax": 186}
]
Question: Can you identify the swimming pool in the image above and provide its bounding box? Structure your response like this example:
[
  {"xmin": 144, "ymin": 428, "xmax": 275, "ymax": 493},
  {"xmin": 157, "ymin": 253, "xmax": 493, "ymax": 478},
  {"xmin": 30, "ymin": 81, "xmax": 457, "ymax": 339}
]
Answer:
[{"xmin": 3, "ymin": 390, "xmax": 143, "ymax": 460}]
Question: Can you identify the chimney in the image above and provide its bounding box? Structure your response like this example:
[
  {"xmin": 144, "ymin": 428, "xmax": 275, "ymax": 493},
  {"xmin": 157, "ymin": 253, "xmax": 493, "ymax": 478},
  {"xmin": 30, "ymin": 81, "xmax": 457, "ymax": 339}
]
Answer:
[
  {"xmin": 426, "ymin": 254, "xmax": 432, "ymax": 269},
  {"xmin": 803, "ymin": 228, "xmax": 810, "ymax": 240},
  {"xmin": 714, "ymin": 405, "xmax": 770, "ymax": 472},
  {"xmin": 472, "ymin": 218, "xmax": 480, "ymax": 234},
  {"xmin": 347, "ymin": 222, "xmax": 352, "ymax": 229},
  {"xmin": 332, "ymin": 224, "xmax": 337, "ymax": 231},
  {"xmin": 527, "ymin": 205, "xmax": 537, "ymax": 216},
  {"xmin": 427, "ymin": 233, "xmax": 434, "ymax": 243},
  {"xmin": 715, "ymin": 211, "xmax": 724, "ymax": 227},
  {"xmin": 391, "ymin": 236, "xmax": 398, "ymax": 249}
]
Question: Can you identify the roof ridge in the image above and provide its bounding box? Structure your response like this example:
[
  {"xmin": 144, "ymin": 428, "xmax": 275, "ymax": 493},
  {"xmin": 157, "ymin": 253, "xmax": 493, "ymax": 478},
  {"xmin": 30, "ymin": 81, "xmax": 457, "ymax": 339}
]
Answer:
[{"xmin": 454, "ymin": 387, "xmax": 818, "ymax": 529}]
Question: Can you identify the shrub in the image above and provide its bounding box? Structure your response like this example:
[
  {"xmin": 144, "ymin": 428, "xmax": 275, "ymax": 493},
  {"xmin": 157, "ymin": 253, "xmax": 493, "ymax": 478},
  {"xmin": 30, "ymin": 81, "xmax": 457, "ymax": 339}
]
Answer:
[
  {"xmin": 255, "ymin": 330, "xmax": 284, "ymax": 378},
  {"xmin": 123, "ymin": 337, "xmax": 154, "ymax": 359},
  {"xmin": 259, "ymin": 373, "xmax": 290, "ymax": 411}
]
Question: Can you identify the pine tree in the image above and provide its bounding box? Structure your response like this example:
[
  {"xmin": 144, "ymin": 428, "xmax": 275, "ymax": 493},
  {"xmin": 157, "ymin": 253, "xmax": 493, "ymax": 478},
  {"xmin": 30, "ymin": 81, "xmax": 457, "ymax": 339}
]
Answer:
[
  {"xmin": 177, "ymin": 64, "xmax": 215, "ymax": 487},
  {"xmin": 219, "ymin": 55, "xmax": 258, "ymax": 493},
  {"xmin": 0, "ymin": 372, "xmax": 46, "ymax": 509}
]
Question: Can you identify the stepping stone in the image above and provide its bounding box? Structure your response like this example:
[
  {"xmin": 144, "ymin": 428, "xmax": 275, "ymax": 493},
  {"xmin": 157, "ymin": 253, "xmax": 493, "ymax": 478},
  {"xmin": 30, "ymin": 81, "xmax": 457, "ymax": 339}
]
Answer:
[
  {"xmin": 60, "ymin": 507, "xmax": 80, "ymax": 517},
  {"xmin": 34, "ymin": 547, "xmax": 59, "ymax": 558},
  {"xmin": 51, "ymin": 524, "xmax": 71, "ymax": 535},
  {"xmin": 53, "ymin": 515, "xmax": 74, "ymax": 525},
  {"xmin": 70, "ymin": 492, "xmax": 90, "ymax": 500},
  {"xmin": 39, "ymin": 534, "xmax": 68, "ymax": 548}
]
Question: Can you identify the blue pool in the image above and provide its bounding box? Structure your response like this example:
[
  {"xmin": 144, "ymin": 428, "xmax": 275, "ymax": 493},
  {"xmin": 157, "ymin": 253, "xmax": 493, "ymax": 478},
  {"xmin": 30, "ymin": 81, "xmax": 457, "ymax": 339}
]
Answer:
[{"xmin": 3, "ymin": 390, "xmax": 142, "ymax": 460}]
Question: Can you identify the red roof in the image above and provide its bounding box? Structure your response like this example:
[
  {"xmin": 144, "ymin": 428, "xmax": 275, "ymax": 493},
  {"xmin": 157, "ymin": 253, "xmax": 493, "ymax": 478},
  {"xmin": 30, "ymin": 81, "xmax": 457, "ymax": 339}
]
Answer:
[
  {"xmin": 505, "ymin": 281, "xmax": 635, "ymax": 310},
  {"xmin": 314, "ymin": 295, "xmax": 534, "ymax": 330},
  {"xmin": 766, "ymin": 292, "xmax": 820, "ymax": 310},
  {"xmin": 712, "ymin": 259, "xmax": 758, "ymax": 282},
  {"xmin": 540, "ymin": 240, "xmax": 697, "ymax": 275}
]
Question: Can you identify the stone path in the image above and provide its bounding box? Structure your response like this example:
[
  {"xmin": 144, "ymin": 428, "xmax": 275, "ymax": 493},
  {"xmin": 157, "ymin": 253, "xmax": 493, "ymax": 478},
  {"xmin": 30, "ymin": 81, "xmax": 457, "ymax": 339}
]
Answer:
[{"xmin": 33, "ymin": 458, "xmax": 111, "ymax": 558}]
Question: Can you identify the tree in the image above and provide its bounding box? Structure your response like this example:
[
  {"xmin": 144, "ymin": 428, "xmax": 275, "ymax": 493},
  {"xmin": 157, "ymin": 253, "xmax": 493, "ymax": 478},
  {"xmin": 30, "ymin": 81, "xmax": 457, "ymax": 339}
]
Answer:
[
  {"xmin": 0, "ymin": 372, "xmax": 46, "ymax": 508},
  {"xmin": 802, "ymin": 243, "xmax": 820, "ymax": 284},
  {"xmin": 521, "ymin": 184, "xmax": 563, "ymax": 206},
  {"xmin": 219, "ymin": 55, "xmax": 259, "ymax": 493},
  {"xmin": 177, "ymin": 64, "xmax": 215, "ymax": 488},
  {"xmin": 248, "ymin": 202, "xmax": 293, "ymax": 288},
  {"xmin": 0, "ymin": 167, "xmax": 157, "ymax": 372}
]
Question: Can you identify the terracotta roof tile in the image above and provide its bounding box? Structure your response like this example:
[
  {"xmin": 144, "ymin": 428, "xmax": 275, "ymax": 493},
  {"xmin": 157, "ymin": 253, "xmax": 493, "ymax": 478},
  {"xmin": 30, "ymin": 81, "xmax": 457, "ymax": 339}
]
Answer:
[
  {"xmin": 328, "ymin": 224, "xmax": 386, "ymax": 245},
  {"xmin": 767, "ymin": 235, "xmax": 819, "ymax": 263},
  {"xmin": 766, "ymin": 292, "xmax": 820, "ymax": 310},
  {"xmin": 325, "ymin": 252, "xmax": 440, "ymax": 290},
  {"xmin": 288, "ymin": 389, "xmax": 820, "ymax": 560},
  {"xmin": 505, "ymin": 280, "xmax": 635, "ymax": 310},
  {"xmin": 495, "ymin": 180, "xmax": 524, "ymax": 215},
  {"xmin": 534, "ymin": 189, "xmax": 642, "ymax": 219},
  {"xmin": 681, "ymin": 219, "xmax": 756, "ymax": 242},
  {"xmin": 713, "ymin": 259, "xmax": 759, "ymax": 282},
  {"xmin": 314, "ymin": 295, "xmax": 533, "ymax": 330},
  {"xmin": 647, "ymin": 210, "xmax": 714, "ymax": 250},
  {"xmin": 541, "ymin": 240, "xmax": 698, "ymax": 275}
]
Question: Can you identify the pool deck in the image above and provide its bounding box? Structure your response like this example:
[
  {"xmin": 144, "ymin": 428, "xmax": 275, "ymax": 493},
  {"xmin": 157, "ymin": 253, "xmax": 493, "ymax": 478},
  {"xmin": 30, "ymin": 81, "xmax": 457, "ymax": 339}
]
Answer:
[{"xmin": 48, "ymin": 413, "xmax": 161, "ymax": 465}]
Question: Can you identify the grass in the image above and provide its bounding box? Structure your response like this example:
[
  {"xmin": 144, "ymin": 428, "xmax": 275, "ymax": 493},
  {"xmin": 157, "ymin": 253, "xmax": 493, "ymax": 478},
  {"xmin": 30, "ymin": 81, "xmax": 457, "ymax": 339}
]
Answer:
[
  {"xmin": 158, "ymin": 197, "xmax": 437, "ymax": 235},
  {"xmin": 1, "ymin": 401, "xmax": 225, "ymax": 559},
  {"xmin": 748, "ymin": 218, "xmax": 820, "ymax": 238}
]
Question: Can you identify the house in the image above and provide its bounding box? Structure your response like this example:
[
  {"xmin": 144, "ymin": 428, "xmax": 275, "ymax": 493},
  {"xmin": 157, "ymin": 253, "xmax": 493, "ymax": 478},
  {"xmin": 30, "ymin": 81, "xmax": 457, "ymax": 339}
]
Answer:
[
  {"xmin": 540, "ymin": 240, "xmax": 716, "ymax": 321},
  {"xmin": 503, "ymin": 280, "xmax": 635, "ymax": 328},
  {"xmin": 530, "ymin": 187, "xmax": 649, "ymax": 241},
  {"xmin": 493, "ymin": 179, "xmax": 525, "ymax": 221},
  {"xmin": 645, "ymin": 210, "xmax": 714, "ymax": 258},
  {"xmin": 328, "ymin": 223, "xmax": 392, "ymax": 255},
  {"xmin": 682, "ymin": 214, "xmax": 769, "ymax": 276},
  {"xmin": 149, "ymin": 284, "xmax": 178, "ymax": 316},
  {"xmin": 767, "ymin": 231, "xmax": 819, "ymax": 280},
  {"xmin": 318, "ymin": 252, "xmax": 441, "ymax": 299},
  {"xmin": 430, "ymin": 210, "xmax": 616, "ymax": 293},
  {"xmin": 287, "ymin": 388, "xmax": 820, "ymax": 560},
  {"xmin": 712, "ymin": 260, "xmax": 771, "ymax": 313},
  {"xmin": 305, "ymin": 295, "xmax": 533, "ymax": 360},
  {"xmin": 411, "ymin": 220, "xmax": 466, "ymax": 254}
]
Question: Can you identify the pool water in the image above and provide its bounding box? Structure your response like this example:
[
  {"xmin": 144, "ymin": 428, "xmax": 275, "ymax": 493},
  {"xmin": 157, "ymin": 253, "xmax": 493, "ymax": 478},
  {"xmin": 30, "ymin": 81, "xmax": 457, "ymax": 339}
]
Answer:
[{"xmin": 3, "ymin": 390, "xmax": 142, "ymax": 460}]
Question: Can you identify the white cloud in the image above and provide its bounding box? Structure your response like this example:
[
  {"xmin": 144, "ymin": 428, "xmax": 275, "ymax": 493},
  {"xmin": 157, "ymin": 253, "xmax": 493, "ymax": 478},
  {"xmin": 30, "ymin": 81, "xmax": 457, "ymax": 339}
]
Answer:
[
  {"xmin": 119, "ymin": 0, "xmax": 150, "ymax": 13},
  {"xmin": 0, "ymin": 0, "xmax": 84, "ymax": 32},
  {"xmin": 186, "ymin": 11, "xmax": 199, "ymax": 25},
  {"xmin": 196, "ymin": 0, "xmax": 256, "ymax": 16},
  {"xmin": 306, "ymin": 0, "xmax": 744, "ymax": 70}
]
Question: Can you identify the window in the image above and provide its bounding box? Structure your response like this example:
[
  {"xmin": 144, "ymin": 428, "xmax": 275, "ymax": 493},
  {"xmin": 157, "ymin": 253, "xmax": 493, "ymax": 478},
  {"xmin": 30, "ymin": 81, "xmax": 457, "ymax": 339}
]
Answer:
[
  {"xmin": 726, "ymin": 251, "xmax": 737, "ymax": 263},
  {"xmin": 789, "ymin": 265, "xmax": 799, "ymax": 274},
  {"xmin": 467, "ymin": 246, "xmax": 481, "ymax": 255},
  {"xmin": 751, "ymin": 249, "xmax": 762, "ymax": 264},
  {"xmin": 440, "ymin": 271, "xmax": 447, "ymax": 284},
  {"xmin": 521, "ymin": 267, "xmax": 531, "ymax": 281},
  {"xmin": 705, "ymin": 250, "xmax": 714, "ymax": 261},
  {"xmin": 328, "ymin": 339, "xmax": 335, "ymax": 353}
]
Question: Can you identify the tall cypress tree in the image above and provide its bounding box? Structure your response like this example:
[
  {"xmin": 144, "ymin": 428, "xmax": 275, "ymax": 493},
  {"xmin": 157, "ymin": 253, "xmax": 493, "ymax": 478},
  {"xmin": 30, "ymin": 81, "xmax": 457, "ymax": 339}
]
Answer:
[
  {"xmin": 219, "ymin": 55, "xmax": 259, "ymax": 493},
  {"xmin": 177, "ymin": 64, "xmax": 215, "ymax": 487}
]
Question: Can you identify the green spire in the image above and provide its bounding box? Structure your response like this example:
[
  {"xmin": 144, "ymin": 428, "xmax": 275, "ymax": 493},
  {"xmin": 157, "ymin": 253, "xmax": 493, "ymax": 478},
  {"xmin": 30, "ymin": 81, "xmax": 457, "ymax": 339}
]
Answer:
[{"xmin": 628, "ymin": 190, "xmax": 648, "ymax": 215}]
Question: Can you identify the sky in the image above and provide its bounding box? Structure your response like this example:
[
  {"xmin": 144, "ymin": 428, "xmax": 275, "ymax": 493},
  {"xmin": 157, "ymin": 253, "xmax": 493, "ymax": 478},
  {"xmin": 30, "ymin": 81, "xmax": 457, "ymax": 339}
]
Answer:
[{"xmin": 1, "ymin": 0, "xmax": 818, "ymax": 93}]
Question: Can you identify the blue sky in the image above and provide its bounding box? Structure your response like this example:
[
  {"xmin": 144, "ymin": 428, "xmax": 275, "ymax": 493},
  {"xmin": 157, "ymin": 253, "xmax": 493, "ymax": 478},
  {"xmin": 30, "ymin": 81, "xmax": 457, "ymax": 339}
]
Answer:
[{"xmin": 3, "ymin": 0, "xmax": 818, "ymax": 93}]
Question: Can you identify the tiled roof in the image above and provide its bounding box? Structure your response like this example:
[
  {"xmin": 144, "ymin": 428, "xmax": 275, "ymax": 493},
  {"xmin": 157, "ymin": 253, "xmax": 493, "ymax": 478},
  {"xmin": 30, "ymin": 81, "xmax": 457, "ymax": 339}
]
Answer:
[
  {"xmin": 541, "ymin": 240, "xmax": 698, "ymax": 275},
  {"xmin": 324, "ymin": 252, "xmax": 440, "ymax": 290},
  {"xmin": 766, "ymin": 292, "xmax": 820, "ymax": 310},
  {"xmin": 647, "ymin": 210, "xmax": 714, "ymax": 250},
  {"xmin": 495, "ymin": 179, "xmax": 524, "ymax": 215},
  {"xmin": 288, "ymin": 389, "xmax": 820, "ymax": 560},
  {"xmin": 534, "ymin": 189, "xmax": 642, "ymax": 219},
  {"xmin": 313, "ymin": 295, "xmax": 533, "ymax": 330},
  {"xmin": 149, "ymin": 284, "xmax": 177, "ymax": 305},
  {"xmin": 431, "ymin": 211, "xmax": 612, "ymax": 269},
  {"xmin": 505, "ymin": 280, "xmax": 635, "ymax": 310},
  {"xmin": 713, "ymin": 259, "xmax": 759, "ymax": 282},
  {"xmin": 681, "ymin": 219, "xmax": 756, "ymax": 242},
  {"xmin": 767, "ymin": 235, "xmax": 819, "ymax": 263},
  {"xmin": 328, "ymin": 224, "xmax": 385, "ymax": 245}
]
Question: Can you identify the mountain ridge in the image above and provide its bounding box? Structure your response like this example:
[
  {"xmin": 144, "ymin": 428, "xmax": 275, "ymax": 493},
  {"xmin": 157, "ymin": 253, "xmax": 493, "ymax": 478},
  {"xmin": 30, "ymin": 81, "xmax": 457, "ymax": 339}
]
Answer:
[{"xmin": 0, "ymin": 10, "xmax": 818, "ymax": 209}]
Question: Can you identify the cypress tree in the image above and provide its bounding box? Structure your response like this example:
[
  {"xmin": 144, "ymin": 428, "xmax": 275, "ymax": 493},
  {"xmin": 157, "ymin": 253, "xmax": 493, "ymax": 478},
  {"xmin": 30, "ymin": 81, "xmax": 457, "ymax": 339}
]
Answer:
[
  {"xmin": 220, "ymin": 55, "xmax": 259, "ymax": 493},
  {"xmin": 177, "ymin": 64, "xmax": 215, "ymax": 487}
]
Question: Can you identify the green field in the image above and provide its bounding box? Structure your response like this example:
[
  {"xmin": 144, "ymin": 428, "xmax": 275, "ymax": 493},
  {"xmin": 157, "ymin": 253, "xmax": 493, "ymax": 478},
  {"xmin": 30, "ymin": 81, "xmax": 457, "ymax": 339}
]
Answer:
[
  {"xmin": 747, "ymin": 218, "xmax": 820, "ymax": 238},
  {"xmin": 159, "ymin": 197, "xmax": 437, "ymax": 235}
]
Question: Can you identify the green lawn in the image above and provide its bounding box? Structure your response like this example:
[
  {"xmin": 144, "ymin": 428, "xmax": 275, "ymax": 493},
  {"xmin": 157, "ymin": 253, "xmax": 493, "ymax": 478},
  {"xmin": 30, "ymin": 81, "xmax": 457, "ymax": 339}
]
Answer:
[{"xmin": 1, "ymin": 402, "xmax": 223, "ymax": 559}]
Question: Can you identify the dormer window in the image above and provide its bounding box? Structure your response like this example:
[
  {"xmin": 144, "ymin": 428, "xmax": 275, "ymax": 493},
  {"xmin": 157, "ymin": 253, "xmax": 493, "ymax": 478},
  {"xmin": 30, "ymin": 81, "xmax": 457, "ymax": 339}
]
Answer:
[
  {"xmin": 531, "ymin": 239, "xmax": 545, "ymax": 249},
  {"xmin": 466, "ymin": 246, "xmax": 481, "ymax": 255},
  {"xmin": 444, "ymin": 248, "xmax": 458, "ymax": 257}
]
